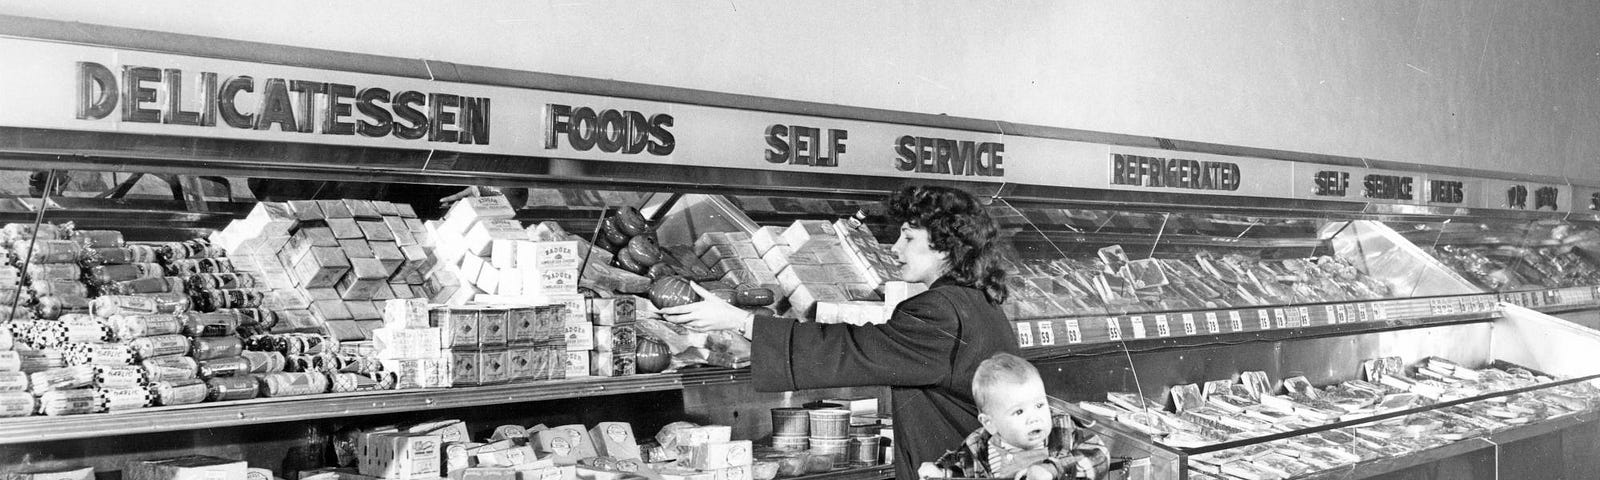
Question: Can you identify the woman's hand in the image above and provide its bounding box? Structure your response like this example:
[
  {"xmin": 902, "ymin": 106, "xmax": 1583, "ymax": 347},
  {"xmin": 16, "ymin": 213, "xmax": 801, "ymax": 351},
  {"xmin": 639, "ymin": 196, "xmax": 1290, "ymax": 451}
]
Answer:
[{"xmin": 659, "ymin": 283, "xmax": 752, "ymax": 332}]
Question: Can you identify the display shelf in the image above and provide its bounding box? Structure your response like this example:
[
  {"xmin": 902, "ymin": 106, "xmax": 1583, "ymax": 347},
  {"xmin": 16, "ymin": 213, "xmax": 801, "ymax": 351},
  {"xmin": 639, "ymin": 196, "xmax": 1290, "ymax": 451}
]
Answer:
[
  {"xmin": 678, "ymin": 365, "xmax": 753, "ymax": 387},
  {"xmin": 1291, "ymin": 409, "xmax": 1600, "ymax": 480},
  {"xmin": 0, "ymin": 374, "xmax": 683, "ymax": 444},
  {"xmin": 791, "ymin": 465, "xmax": 895, "ymax": 480},
  {"xmin": 1013, "ymin": 294, "xmax": 1501, "ymax": 358}
]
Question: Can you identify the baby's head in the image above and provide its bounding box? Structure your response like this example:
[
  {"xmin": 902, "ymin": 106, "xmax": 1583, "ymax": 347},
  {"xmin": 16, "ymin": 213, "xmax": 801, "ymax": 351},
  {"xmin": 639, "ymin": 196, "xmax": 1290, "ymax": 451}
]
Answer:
[{"xmin": 973, "ymin": 353, "xmax": 1051, "ymax": 449}]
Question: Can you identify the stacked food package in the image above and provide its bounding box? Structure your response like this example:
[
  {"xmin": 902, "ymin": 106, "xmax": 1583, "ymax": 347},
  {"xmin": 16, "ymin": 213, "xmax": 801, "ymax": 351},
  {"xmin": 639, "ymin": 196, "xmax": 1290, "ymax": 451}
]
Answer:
[
  {"xmin": 213, "ymin": 199, "xmax": 434, "ymax": 341},
  {"xmin": 1427, "ymin": 244, "xmax": 1600, "ymax": 291},
  {"xmin": 1003, "ymin": 248, "xmax": 1394, "ymax": 319},
  {"xmin": 323, "ymin": 414, "xmax": 878, "ymax": 480},
  {"xmin": 1076, "ymin": 357, "xmax": 1600, "ymax": 479},
  {"xmin": 423, "ymin": 198, "xmax": 657, "ymax": 381},
  {"xmin": 720, "ymin": 220, "xmax": 897, "ymax": 324}
]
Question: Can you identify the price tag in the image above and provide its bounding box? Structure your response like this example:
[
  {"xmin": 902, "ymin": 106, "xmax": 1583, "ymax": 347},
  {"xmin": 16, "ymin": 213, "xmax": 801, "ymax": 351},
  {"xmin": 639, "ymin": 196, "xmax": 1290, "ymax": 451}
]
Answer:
[
  {"xmin": 1324, "ymin": 305, "xmax": 1337, "ymax": 325},
  {"xmin": 1180, "ymin": 313, "xmax": 1198, "ymax": 335},
  {"xmin": 1298, "ymin": 307, "xmax": 1311, "ymax": 327},
  {"xmin": 1130, "ymin": 316, "xmax": 1147, "ymax": 339},
  {"xmin": 1228, "ymin": 311, "xmax": 1244, "ymax": 331},
  {"xmin": 1036, "ymin": 321, "xmax": 1056, "ymax": 346},
  {"xmin": 1274, "ymin": 308, "xmax": 1289, "ymax": 329},
  {"xmin": 1062, "ymin": 319, "xmax": 1082, "ymax": 344},
  {"xmin": 1154, "ymin": 315, "xmax": 1171, "ymax": 337},
  {"xmin": 1205, "ymin": 312, "xmax": 1220, "ymax": 333},
  {"xmin": 1335, "ymin": 304, "xmax": 1349, "ymax": 324},
  {"xmin": 1358, "ymin": 303, "xmax": 1371, "ymax": 322},
  {"xmin": 1257, "ymin": 310, "xmax": 1272, "ymax": 329},
  {"xmin": 1016, "ymin": 322, "xmax": 1035, "ymax": 348},
  {"xmin": 1106, "ymin": 318, "xmax": 1123, "ymax": 341}
]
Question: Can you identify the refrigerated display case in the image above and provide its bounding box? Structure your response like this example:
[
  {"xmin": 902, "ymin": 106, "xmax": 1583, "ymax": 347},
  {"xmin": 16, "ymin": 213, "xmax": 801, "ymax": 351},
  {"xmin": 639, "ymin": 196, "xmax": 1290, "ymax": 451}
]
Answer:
[{"xmin": 2, "ymin": 12, "xmax": 1600, "ymax": 480}]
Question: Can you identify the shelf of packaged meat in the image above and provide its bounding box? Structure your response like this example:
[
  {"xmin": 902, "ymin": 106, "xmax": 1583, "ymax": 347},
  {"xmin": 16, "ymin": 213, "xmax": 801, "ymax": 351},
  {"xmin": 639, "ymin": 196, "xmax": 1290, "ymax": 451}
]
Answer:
[
  {"xmin": 0, "ymin": 373, "xmax": 684, "ymax": 444},
  {"xmin": 1066, "ymin": 351, "xmax": 1600, "ymax": 480},
  {"xmin": 1013, "ymin": 294, "xmax": 1502, "ymax": 357}
]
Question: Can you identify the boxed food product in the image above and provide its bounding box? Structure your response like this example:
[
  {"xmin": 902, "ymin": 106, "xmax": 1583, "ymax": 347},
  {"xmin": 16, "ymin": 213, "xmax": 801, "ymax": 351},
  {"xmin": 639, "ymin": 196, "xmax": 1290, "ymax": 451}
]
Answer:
[
  {"xmin": 125, "ymin": 455, "xmax": 247, "ymax": 480},
  {"xmin": 535, "ymin": 425, "xmax": 598, "ymax": 465},
  {"xmin": 589, "ymin": 422, "xmax": 642, "ymax": 460},
  {"xmin": 442, "ymin": 196, "xmax": 518, "ymax": 237}
]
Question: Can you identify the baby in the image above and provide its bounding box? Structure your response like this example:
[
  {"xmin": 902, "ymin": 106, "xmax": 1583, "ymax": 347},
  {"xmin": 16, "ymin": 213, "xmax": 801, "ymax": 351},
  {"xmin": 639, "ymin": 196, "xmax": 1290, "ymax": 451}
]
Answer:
[{"xmin": 919, "ymin": 353, "xmax": 1109, "ymax": 480}]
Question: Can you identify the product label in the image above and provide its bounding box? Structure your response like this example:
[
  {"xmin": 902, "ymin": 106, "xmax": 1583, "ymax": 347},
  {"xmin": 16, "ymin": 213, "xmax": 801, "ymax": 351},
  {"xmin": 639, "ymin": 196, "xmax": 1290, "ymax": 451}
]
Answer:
[{"xmin": 1105, "ymin": 318, "xmax": 1122, "ymax": 341}]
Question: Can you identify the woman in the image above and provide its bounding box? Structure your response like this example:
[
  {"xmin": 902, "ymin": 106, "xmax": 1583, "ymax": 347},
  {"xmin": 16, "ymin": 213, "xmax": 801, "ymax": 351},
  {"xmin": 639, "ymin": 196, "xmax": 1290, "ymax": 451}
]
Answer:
[{"xmin": 662, "ymin": 185, "xmax": 1018, "ymax": 480}]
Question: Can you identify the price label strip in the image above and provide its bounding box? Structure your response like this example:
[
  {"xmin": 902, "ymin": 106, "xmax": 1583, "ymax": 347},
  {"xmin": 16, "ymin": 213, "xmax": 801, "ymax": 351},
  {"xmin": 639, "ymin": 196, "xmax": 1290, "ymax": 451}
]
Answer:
[{"xmin": 1181, "ymin": 313, "xmax": 1197, "ymax": 336}]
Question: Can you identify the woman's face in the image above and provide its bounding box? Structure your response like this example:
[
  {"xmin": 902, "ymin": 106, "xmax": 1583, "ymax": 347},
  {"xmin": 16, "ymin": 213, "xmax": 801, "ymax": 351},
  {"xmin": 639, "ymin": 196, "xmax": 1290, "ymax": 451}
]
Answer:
[{"xmin": 892, "ymin": 223, "xmax": 949, "ymax": 284}]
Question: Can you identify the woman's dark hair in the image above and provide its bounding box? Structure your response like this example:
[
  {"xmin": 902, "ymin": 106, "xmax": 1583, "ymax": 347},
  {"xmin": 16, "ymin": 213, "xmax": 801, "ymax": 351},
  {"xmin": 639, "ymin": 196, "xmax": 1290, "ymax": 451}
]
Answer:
[{"xmin": 886, "ymin": 185, "xmax": 1008, "ymax": 304}]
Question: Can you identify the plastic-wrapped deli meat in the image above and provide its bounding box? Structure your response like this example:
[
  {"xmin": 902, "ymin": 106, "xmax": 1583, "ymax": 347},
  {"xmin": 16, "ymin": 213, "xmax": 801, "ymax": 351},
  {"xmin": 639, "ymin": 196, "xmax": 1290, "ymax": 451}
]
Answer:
[
  {"xmin": 86, "ymin": 263, "xmax": 163, "ymax": 286},
  {"xmin": 239, "ymin": 350, "xmax": 286, "ymax": 374},
  {"xmin": 40, "ymin": 389, "xmax": 101, "ymax": 415},
  {"xmin": 33, "ymin": 296, "xmax": 90, "ymax": 320},
  {"xmin": 91, "ymin": 294, "xmax": 190, "ymax": 316},
  {"xmin": 0, "ymin": 351, "xmax": 18, "ymax": 372},
  {"xmin": 190, "ymin": 336, "xmax": 243, "ymax": 361},
  {"xmin": 245, "ymin": 333, "xmax": 334, "ymax": 355},
  {"xmin": 205, "ymin": 375, "xmax": 259, "ymax": 401},
  {"xmin": 30, "ymin": 365, "xmax": 95, "ymax": 392},
  {"xmin": 27, "ymin": 263, "xmax": 82, "ymax": 283},
  {"xmin": 96, "ymin": 385, "xmax": 154, "ymax": 411},
  {"xmin": 152, "ymin": 378, "xmax": 207, "ymax": 406},
  {"xmin": 258, "ymin": 372, "xmax": 329, "ymax": 397},
  {"xmin": 1, "ymin": 223, "xmax": 67, "ymax": 241},
  {"xmin": 166, "ymin": 257, "xmax": 234, "ymax": 277},
  {"xmin": 198, "ymin": 356, "xmax": 251, "ymax": 378},
  {"xmin": 71, "ymin": 230, "xmax": 125, "ymax": 249},
  {"xmin": 140, "ymin": 355, "xmax": 199, "ymax": 382},
  {"xmin": 92, "ymin": 365, "xmax": 147, "ymax": 388},
  {"xmin": 183, "ymin": 311, "xmax": 241, "ymax": 337},
  {"xmin": 104, "ymin": 314, "xmax": 185, "ymax": 340},
  {"xmin": 187, "ymin": 273, "xmax": 259, "ymax": 291},
  {"xmin": 198, "ymin": 289, "xmax": 264, "ymax": 310},
  {"xmin": 128, "ymin": 334, "xmax": 191, "ymax": 360},
  {"xmin": 87, "ymin": 245, "xmax": 158, "ymax": 265},
  {"xmin": 13, "ymin": 239, "xmax": 85, "ymax": 264},
  {"xmin": 0, "ymin": 371, "xmax": 26, "ymax": 392},
  {"xmin": 30, "ymin": 280, "xmax": 87, "ymax": 299},
  {"xmin": 101, "ymin": 277, "xmax": 185, "ymax": 295},
  {"xmin": 154, "ymin": 239, "xmax": 225, "ymax": 263},
  {"xmin": 34, "ymin": 318, "xmax": 112, "ymax": 346},
  {"xmin": 0, "ymin": 391, "xmax": 33, "ymax": 417},
  {"xmin": 65, "ymin": 342, "xmax": 136, "ymax": 366}
]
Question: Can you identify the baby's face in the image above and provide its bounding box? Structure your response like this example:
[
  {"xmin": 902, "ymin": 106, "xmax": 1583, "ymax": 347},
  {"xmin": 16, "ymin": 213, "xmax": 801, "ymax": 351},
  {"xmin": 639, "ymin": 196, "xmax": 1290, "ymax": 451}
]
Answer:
[{"xmin": 979, "ymin": 377, "xmax": 1051, "ymax": 450}]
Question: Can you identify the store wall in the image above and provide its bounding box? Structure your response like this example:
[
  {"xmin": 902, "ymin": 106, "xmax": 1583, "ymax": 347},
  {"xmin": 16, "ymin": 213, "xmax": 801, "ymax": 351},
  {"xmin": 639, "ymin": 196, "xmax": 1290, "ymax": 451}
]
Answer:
[{"xmin": 6, "ymin": 1, "xmax": 1600, "ymax": 180}]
